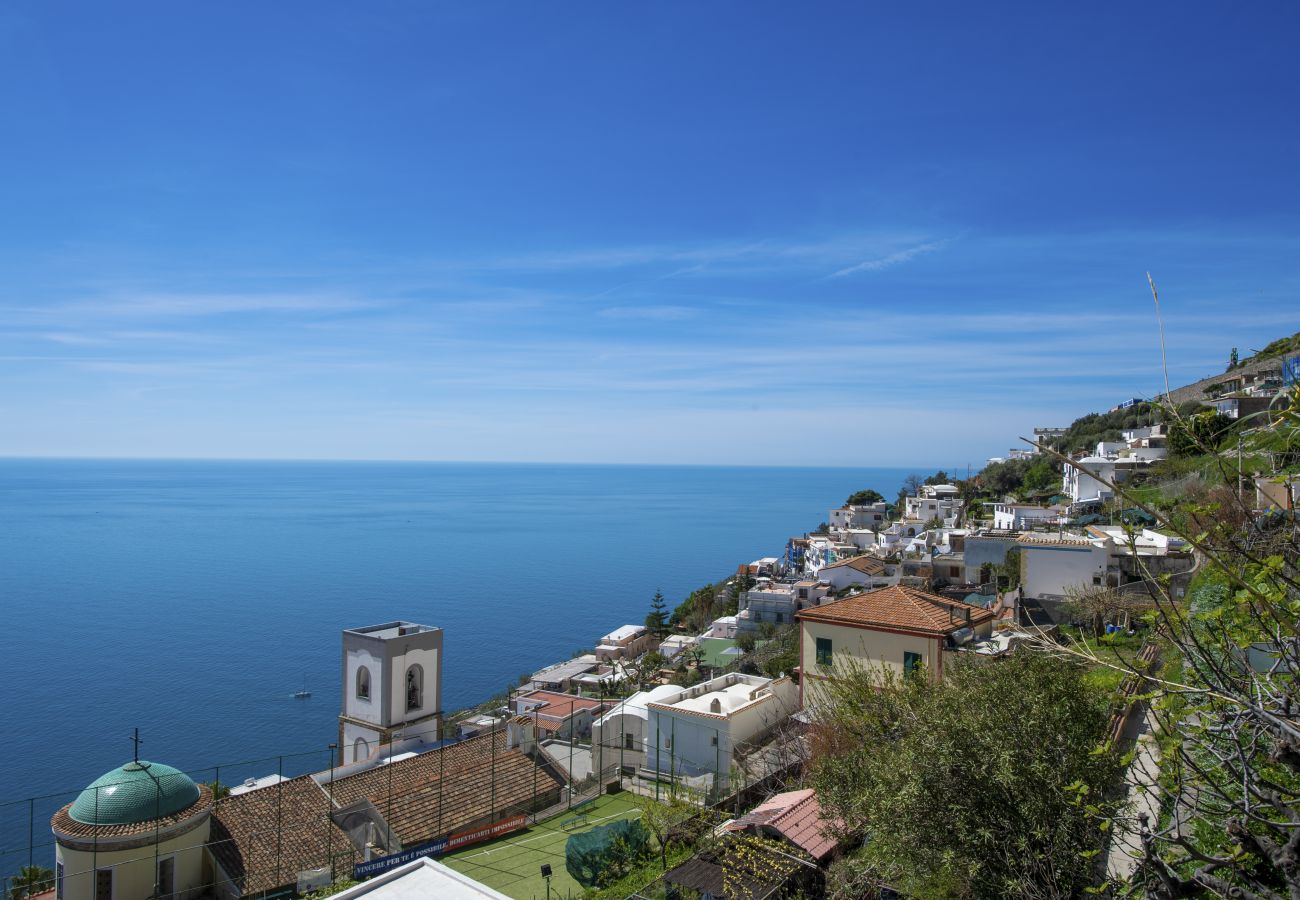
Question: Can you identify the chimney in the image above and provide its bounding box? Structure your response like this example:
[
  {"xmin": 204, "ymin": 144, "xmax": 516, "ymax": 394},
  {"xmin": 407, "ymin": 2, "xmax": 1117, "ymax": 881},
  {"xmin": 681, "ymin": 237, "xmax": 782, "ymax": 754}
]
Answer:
[{"xmin": 506, "ymin": 717, "xmax": 536, "ymax": 755}]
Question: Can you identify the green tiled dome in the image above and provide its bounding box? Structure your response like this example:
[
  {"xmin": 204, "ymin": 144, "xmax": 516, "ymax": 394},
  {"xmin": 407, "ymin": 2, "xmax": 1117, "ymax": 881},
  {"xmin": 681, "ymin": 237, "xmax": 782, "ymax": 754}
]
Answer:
[{"xmin": 68, "ymin": 761, "xmax": 201, "ymax": 825}]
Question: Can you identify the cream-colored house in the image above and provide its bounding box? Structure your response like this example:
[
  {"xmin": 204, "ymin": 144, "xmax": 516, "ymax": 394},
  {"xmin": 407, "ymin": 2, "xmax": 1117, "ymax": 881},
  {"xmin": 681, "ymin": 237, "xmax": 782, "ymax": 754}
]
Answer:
[{"xmin": 795, "ymin": 585, "xmax": 995, "ymax": 707}]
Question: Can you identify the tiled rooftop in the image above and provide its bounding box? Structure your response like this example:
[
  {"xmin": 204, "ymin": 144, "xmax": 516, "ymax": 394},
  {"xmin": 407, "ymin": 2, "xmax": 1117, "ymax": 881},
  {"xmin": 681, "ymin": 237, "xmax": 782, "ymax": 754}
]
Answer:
[
  {"xmin": 210, "ymin": 776, "xmax": 358, "ymax": 897},
  {"xmin": 727, "ymin": 788, "xmax": 842, "ymax": 861},
  {"xmin": 796, "ymin": 585, "xmax": 995, "ymax": 636},
  {"xmin": 821, "ymin": 555, "xmax": 886, "ymax": 575},
  {"xmin": 328, "ymin": 730, "xmax": 563, "ymax": 846}
]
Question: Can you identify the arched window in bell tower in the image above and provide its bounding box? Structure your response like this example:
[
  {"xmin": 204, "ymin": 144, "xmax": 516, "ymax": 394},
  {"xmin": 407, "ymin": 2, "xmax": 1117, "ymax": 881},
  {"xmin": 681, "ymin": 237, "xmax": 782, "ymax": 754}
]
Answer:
[
  {"xmin": 405, "ymin": 664, "xmax": 423, "ymax": 712},
  {"xmin": 356, "ymin": 666, "xmax": 371, "ymax": 700}
]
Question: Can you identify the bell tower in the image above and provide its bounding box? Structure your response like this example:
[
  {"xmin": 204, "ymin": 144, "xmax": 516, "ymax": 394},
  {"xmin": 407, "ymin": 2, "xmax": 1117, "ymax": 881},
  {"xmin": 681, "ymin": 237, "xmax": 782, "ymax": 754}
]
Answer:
[{"xmin": 338, "ymin": 621, "xmax": 443, "ymax": 765}]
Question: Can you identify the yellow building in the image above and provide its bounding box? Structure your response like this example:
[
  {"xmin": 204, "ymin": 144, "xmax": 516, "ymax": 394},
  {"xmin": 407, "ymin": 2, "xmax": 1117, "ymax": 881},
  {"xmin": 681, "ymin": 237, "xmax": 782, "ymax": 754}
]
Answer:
[
  {"xmin": 51, "ymin": 760, "xmax": 213, "ymax": 900},
  {"xmin": 795, "ymin": 585, "xmax": 995, "ymax": 707}
]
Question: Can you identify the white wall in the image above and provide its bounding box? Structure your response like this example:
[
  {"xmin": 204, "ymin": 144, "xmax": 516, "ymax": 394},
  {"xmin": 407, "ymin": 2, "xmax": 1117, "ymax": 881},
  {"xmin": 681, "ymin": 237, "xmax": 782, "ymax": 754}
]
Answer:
[
  {"xmin": 344, "ymin": 647, "xmax": 384, "ymax": 726},
  {"xmin": 389, "ymin": 646, "xmax": 439, "ymax": 726},
  {"xmin": 1021, "ymin": 543, "xmax": 1108, "ymax": 599},
  {"xmin": 645, "ymin": 679, "xmax": 798, "ymax": 787}
]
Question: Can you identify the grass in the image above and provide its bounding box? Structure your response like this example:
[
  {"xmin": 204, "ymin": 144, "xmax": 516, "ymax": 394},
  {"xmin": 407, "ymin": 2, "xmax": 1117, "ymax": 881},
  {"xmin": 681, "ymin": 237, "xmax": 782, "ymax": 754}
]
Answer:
[{"xmin": 440, "ymin": 793, "xmax": 644, "ymax": 900}]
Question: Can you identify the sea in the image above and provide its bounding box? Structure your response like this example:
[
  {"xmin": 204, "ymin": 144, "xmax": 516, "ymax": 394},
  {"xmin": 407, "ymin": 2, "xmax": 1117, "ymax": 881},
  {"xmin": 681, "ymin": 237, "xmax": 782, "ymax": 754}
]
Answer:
[{"xmin": 0, "ymin": 458, "xmax": 914, "ymax": 870}]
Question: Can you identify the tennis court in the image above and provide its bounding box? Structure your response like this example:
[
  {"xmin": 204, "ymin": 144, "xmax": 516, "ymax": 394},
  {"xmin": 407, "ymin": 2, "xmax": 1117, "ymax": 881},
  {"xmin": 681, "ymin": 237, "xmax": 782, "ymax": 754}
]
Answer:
[{"xmin": 441, "ymin": 792, "xmax": 644, "ymax": 899}]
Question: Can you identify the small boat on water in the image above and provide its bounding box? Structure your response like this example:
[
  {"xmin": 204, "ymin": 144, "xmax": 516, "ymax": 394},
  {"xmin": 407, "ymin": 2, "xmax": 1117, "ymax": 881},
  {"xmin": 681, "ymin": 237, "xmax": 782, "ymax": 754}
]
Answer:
[{"xmin": 293, "ymin": 675, "xmax": 311, "ymax": 699}]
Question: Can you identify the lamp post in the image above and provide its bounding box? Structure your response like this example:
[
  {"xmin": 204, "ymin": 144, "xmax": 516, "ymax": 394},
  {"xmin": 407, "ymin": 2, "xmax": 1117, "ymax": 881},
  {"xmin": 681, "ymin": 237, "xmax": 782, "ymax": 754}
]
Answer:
[{"xmin": 540, "ymin": 863, "xmax": 553, "ymax": 899}]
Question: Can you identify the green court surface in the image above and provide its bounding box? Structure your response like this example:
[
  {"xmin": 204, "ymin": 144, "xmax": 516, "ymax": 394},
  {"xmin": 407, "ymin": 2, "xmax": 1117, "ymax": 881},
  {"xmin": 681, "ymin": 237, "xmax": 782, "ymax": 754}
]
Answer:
[{"xmin": 441, "ymin": 793, "xmax": 644, "ymax": 899}]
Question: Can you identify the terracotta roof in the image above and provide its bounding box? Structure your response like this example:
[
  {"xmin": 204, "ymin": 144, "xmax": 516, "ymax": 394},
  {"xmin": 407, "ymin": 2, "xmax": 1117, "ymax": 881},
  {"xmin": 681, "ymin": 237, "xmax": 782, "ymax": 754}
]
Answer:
[
  {"xmin": 514, "ymin": 691, "xmax": 609, "ymax": 718},
  {"xmin": 52, "ymin": 784, "xmax": 213, "ymax": 841},
  {"xmin": 796, "ymin": 585, "xmax": 995, "ymax": 636},
  {"xmin": 1017, "ymin": 532, "xmax": 1095, "ymax": 546},
  {"xmin": 727, "ymin": 788, "xmax": 842, "ymax": 861},
  {"xmin": 820, "ymin": 555, "xmax": 886, "ymax": 575},
  {"xmin": 210, "ymin": 776, "xmax": 359, "ymax": 897},
  {"xmin": 328, "ymin": 730, "xmax": 563, "ymax": 846}
]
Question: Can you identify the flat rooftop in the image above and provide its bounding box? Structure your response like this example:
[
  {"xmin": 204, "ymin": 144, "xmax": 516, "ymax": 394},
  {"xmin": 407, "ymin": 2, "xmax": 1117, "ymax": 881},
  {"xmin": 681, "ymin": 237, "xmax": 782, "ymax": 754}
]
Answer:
[{"xmin": 346, "ymin": 621, "xmax": 441, "ymax": 640}]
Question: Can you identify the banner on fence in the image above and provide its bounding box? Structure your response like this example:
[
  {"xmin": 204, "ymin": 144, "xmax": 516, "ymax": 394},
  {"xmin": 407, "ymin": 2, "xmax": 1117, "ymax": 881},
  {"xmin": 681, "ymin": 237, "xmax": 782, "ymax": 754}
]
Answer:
[{"xmin": 353, "ymin": 814, "xmax": 530, "ymax": 879}]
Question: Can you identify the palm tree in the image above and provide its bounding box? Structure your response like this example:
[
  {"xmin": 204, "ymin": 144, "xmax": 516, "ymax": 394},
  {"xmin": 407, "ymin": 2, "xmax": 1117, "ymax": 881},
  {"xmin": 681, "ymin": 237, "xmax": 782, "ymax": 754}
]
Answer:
[{"xmin": 8, "ymin": 865, "xmax": 54, "ymax": 900}]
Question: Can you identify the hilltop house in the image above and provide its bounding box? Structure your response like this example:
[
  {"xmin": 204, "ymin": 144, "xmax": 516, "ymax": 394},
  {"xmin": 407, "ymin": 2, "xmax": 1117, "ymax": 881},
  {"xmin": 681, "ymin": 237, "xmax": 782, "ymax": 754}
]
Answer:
[{"xmin": 796, "ymin": 585, "xmax": 996, "ymax": 706}]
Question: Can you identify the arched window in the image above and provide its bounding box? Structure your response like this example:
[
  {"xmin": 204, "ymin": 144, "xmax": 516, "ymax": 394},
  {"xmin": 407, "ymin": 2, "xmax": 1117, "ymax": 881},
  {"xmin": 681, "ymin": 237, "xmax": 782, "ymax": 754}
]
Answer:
[
  {"xmin": 356, "ymin": 666, "xmax": 371, "ymax": 700},
  {"xmin": 405, "ymin": 664, "xmax": 423, "ymax": 712},
  {"xmin": 353, "ymin": 737, "xmax": 369, "ymax": 762}
]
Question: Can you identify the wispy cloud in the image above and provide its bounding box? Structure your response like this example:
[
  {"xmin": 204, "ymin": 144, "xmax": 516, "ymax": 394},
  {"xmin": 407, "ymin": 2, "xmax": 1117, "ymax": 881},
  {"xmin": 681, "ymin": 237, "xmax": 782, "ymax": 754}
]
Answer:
[
  {"xmin": 598, "ymin": 305, "xmax": 698, "ymax": 321},
  {"xmin": 829, "ymin": 240, "xmax": 949, "ymax": 278}
]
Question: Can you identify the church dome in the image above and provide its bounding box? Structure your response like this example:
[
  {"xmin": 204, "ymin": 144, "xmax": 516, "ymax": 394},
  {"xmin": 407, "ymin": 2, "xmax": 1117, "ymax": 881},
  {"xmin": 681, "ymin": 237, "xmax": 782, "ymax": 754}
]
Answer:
[{"xmin": 68, "ymin": 760, "xmax": 201, "ymax": 826}]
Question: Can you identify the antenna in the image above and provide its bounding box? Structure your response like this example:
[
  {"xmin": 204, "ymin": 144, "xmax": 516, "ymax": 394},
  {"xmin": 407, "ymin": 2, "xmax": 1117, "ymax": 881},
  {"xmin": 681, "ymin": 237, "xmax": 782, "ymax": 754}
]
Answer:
[{"xmin": 131, "ymin": 727, "xmax": 143, "ymax": 763}]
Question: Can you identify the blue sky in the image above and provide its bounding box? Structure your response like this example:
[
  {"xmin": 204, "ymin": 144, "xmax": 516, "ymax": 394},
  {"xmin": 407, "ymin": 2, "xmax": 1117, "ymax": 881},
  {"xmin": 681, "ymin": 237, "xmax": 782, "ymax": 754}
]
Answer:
[{"xmin": 2, "ymin": 2, "xmax": 1298, "ymax": 466}]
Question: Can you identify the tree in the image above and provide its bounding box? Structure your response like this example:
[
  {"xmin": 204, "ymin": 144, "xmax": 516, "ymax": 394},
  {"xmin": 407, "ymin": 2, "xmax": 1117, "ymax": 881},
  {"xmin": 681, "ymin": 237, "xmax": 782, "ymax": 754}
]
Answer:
[
  {"xmin": 645, "ymin": 589, "xmax": 669, "ymax": 639},
  {"xmin": 637, "ymin": 797, "xmax": 697, "ymax": 870},
  {"xmin": 1040, "ymin": 390, "xmax": 1300, "ymax": 897},
  {"xmin": 845, "ymin": 488, "xmax": 885, "ymax": 505},
  {"xmin": 901, "ymin": 473, "xmax": 924, "ymax": 496},
  {"xmin": 1228, "ymin": 346, "xmax": 1239, "ymax": 370},
  {"xmin": 811, "ymin": 653, "xmax": 1119, "ymax": 898},
  {"xmin": 6, "ymin": 866, "xmax": 54, "ymax": 900},
  {"xmin": 1167, "ymin": 409, "xmax": 1235, "ymax": 458},
  {"xmin": 923, "ymin": 470, "xmax": 951, "ymax": 486},
  {"xmin": 735, "ymin": 631, "xmax": 757, "ymax": 653},
  {"xmin": 205, "ymin": 779, "xmax": 231, "ymax": 800}
]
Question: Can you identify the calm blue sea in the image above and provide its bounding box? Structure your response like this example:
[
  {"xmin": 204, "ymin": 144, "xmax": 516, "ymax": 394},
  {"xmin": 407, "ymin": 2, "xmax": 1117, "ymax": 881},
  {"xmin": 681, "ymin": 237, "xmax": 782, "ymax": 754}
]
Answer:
[{"xmin": 0, "ymin": 458, "xmax": 912, "ymax": 869}]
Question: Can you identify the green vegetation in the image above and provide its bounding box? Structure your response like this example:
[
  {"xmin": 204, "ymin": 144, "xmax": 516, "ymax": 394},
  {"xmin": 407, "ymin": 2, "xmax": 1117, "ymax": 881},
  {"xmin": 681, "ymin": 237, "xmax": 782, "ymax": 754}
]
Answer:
[
  {"xmin": 6, "ymin": 866, "xmax": 54, "ymax": 900},
  {"xmin": 812, "ymin": 653, "xmax": 1120, "ymax": 899},
  {"xmin": 565, "ymin": 818, "xmax": 651, "ymax": 887},
  {"xmin": 644, "ymin": 589, "xmax": 669, "ymax": 639},
  {"xmin": 844, "ymin": 488, "xmax": 885, "ymax": 505},
  {"xmin": 1239, "ymin": 329, "xmax": 1300, "ymax": 365},
  {"xmin": 1167, "ymin": 409, "xmax": 1235, "ymax": 458},
  {"xmin": 667, "ymin": 580, "xmax": 730, "ymax": 633},
  {"xmin": 1047, "ymin": 401, "xmax": 1158, "ymax": 455}
]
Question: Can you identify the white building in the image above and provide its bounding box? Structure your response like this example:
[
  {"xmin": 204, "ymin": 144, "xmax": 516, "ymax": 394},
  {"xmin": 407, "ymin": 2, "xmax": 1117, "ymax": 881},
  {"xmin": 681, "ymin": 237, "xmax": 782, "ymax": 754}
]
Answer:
[
  {"xmin": 1019, "ymin": 527, "xmax": 1191, "ymax": 603},
  {"xmin": 1062, "ymin": 456, "xmax": 1118, "ymax": 504},
  {"xmin": 339, "ymin": 621, "xmax": 444, "ymax": 765},
  {"xmin": 827, "ymin": 502, "xmax": 888, "ymax": 530},
  {"xmin": 992, "ymin": 503, "xmax": 1059, "ymax": 530},
  {"xmin": 903, "ymin": 487, "xmax": 965, "ymax": 527},
  {"xmin": 707, "ymin": 615, "xmax": 739, "ymax": 639},
  {"xmin": 659, "ymin": 634, "xmax": 700, "ymax": 659},
  {"xmin": 643, "ymin": 673, "xmax": 799, "ymax": 791},
  {"xmin": 591, "ymin": 684, "xmax": 682, "ymax": 772},
  {"xmin": 816, "ymin": 555, "xmax": 895, "ymax": 592}
]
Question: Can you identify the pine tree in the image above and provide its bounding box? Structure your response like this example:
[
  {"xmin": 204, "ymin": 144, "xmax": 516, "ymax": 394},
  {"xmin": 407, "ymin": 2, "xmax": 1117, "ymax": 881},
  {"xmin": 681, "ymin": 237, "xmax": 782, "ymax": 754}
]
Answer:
[{"xmin": 645, "ymin": 589, "xmax": 669, "ymax": 638}]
